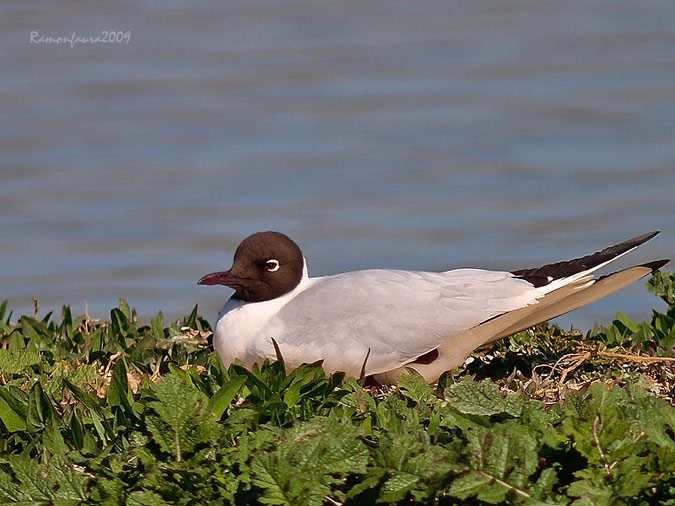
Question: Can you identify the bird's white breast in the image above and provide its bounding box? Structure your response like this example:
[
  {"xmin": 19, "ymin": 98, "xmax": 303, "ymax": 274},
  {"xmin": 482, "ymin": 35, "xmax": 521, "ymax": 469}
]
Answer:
[{"xmin": 213, "ymin": 263, "xmax": 316, "ymax": 368}]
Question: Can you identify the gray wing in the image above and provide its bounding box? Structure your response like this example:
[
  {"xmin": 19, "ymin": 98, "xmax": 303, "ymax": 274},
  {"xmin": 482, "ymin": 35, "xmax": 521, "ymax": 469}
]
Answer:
[{"xmin": 255, "ymin": 269, "xmax": 539, "ymax": 376}]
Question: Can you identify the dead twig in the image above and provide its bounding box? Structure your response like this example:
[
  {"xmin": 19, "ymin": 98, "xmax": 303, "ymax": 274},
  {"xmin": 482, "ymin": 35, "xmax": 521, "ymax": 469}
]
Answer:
[
  {"xmin": 593, "ymin": 350, "xmax": 675, "ymax": 363},
  {"xmin": 271, "ymin": 337, "xmax": 286, "ymax": 373},
  {"xmin": 359, "ymin": 348, "xmax": 371, "ymax": 382},
  {"xmin": 150, "ymin": 356, "xmax": 163, "ymax": 382}
]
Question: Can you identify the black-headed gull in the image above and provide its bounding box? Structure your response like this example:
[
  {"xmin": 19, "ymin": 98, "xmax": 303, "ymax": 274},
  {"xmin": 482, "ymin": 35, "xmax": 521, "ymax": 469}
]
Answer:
[{"xmin": 199, "ymin": 231, "xmax": 668, "ymax": 382}]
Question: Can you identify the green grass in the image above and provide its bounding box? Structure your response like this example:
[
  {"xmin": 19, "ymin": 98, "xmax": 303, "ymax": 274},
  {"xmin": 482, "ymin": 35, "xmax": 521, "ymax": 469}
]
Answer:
[{"xmin": 0, "ymin": 272, "xmax": 674, "ymax": 505}]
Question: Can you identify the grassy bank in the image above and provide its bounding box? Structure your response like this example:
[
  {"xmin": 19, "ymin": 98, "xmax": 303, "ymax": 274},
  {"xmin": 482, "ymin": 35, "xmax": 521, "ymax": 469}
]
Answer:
[{"xmin": 0, "ymin": 272, "xmax": 674, "ymax": 505}]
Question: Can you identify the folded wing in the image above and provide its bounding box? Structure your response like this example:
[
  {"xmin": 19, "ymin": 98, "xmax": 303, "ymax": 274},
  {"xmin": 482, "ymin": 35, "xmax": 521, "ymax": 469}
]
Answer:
[{"xmin": 257, "ymin": 268, "xmax": 540, "ymax": 376}]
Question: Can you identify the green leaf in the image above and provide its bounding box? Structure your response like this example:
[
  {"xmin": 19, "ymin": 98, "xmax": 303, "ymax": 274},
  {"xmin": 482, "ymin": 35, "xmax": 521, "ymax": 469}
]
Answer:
[
  {"xmin": 444, "ymin": 377, "xmax": 524, "ymax": 417},
  {"xmin": 62, "ymin": 379, "xmax": 113, "ymax": 441},
  {"xmin": 398, "ymin": 369, "xmax": 435, "ymax": 405},
  {"xmin": 110, "ymin": 308, "xmax": 128, "ymax": 337},
  {"xmin": 561, "ymin": 383, "xmax": 675, "ymax": 502},
  {"xmin": 127, "ymin": 489, "xmax": 166, "ymax": 506},
  {"xmin": 184, "ymin": 304, "xmax": 199, "ymax": 329},
  {"xmin": 5, "ymin": 456, "xmax": 54, "ymax": 503},
  {"xmin": 251, "ymin": 418, "xmax": 368, "ymax": 505},
  {"xmin": 61, "ymin": 304, "xmax": 73, "ymax": 336},
  {"xmin": 151, "ymin": 312, "xmax": 164, "ymax": 340},
  {"xmin": 614, "ymin": 312, "xmax": 638, "ymax": 333},
  {"xmin": 70, "ymin": 409, "xmax": 85, "ymax": 450},
  {"xmin": 118, "ymin": 298, "xmax": 131, "ymax": 320},
  {"xmin": 647, "ymin": 270, "xmax": 675, "ymax": 306},
  {"xmin": 448, "ymin": 421, "xmax": 552, "ymax": 504},
  {"xmin": 448, "ymin": 470, "xmax": 493, "ymax": 498},
  {"xmin": 209, "ymin": 376, "xmax": 247, "ymax": 418},
  {"xmin": 0, "ymin": 392, "xmax": 26, "ymax": 432},
  {"xmin": 146, "ymin": 374, "xmax": 218, "ymax": 461},
  {"xmin": 107, "ymin": 358, "xmax": 136, "ymax": 419},
  {"xmin": 0, "ymin": 348, "xmax": 40, "ymax": 376},
  {"xmin": 27, "ymin": 381, "xmax": 54, "ymax": 429}
]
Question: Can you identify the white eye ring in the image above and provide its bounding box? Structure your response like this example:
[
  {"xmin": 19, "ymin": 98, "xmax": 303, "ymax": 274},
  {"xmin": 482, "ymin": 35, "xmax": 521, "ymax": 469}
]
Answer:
[{"xmin": 265, "ymin": 259, "xmax": 280, "ymax": 272}]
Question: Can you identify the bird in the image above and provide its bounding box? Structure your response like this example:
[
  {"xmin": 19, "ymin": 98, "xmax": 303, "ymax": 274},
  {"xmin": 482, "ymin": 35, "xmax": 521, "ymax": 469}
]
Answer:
[{"xmin": 198, "ymin": 231, "xmax": 669, "ymax": 383}]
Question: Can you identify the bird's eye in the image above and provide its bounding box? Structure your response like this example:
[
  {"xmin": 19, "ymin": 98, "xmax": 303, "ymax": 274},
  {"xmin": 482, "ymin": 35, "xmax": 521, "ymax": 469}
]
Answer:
[{"xmin": 265, "ymin": 259, "xmax": 280, "ymax": 272}]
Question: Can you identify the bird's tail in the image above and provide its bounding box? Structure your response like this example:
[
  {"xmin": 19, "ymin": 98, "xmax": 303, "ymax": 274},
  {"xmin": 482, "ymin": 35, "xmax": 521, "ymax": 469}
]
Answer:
[
  {"xmin": 397, "ymin": 232, "xmax": 669, "ymax": 383},
  {"xmin": 484, "ymin": 259, "xmax": 669, "ymax": 344}
]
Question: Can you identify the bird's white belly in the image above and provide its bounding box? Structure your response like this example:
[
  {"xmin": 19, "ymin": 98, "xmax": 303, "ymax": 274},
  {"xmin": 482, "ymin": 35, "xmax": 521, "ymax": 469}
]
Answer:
[{"xmin": 213, "ymin": 301, "xmax": 369, "ymax": 376}]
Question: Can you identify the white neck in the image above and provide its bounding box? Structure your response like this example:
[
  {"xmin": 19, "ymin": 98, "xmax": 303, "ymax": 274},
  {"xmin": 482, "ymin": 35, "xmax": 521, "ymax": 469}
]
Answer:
[{"xmin": 302, "ymin": 256, "xmax": 309, "ymax": 280}]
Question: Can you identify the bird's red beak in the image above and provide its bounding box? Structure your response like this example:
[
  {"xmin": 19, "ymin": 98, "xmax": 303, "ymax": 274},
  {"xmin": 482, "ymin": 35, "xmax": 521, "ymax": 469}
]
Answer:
[{"xmin": 198, "ymin": 270, "xmax": 240, "ymax": 287}]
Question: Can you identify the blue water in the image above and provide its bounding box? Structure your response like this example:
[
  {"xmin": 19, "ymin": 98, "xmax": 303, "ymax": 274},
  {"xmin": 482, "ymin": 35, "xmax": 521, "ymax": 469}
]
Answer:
[{"xmin": 1, "ymin": 0, "xmax": 674, "ymax": 330}]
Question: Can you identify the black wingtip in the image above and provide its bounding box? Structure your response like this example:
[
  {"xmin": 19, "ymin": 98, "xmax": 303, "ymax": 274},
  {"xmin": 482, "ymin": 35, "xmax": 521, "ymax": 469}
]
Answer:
[
  {"xmin": 641, "ymin": 259, "xmax": 670, "ymax": 272},
  {"xmin": 512, "ymin": 230, "xmax": 663, "ymax": 287},
  {"xmin": 611, "ymin": 230, "xmax": 660, "ymax": 252},
  {"xmin": 630, "ymin": 230, "xmax": 660, "ymax": 244}
]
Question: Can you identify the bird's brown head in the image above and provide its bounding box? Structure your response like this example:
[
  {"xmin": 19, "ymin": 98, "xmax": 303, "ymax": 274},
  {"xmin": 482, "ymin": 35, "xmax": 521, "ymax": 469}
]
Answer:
[{"xmin": 198, "ymin": 231, "xmax": 305, "ymax": 302}]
